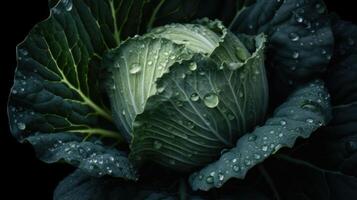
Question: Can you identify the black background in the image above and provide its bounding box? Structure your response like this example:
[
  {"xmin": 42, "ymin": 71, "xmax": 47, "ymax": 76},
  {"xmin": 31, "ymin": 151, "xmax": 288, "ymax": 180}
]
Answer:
[{"xmin": 0, "ymin": 0, "xmax": 356, "ymax": 199}]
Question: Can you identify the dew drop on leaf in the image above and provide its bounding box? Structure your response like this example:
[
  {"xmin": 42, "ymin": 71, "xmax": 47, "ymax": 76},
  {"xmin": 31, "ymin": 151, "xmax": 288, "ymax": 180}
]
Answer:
[
  {"xmin": 228, "ymin": 62, "xmax": 243, "ymax": 70},
  {"xmin": 292, "ymin": 51, "xmax": 300, "ymax": 59},
  {"xmin": 233, "ymin": 164, "xmax": 240, "ymax": 172},
  {"xmin": 262, "ymin": 145, "xmax": 268, "ymax": 152},
  {"xmin": 306, "ymin": 118, "xmax": 314, "ymax": 123},
  {"xmin": 289, "ymin": 32, "xmax": 300, "ymax": 42},
  {"xmin": 157, "ymin": 86, "xmax": 165, "ymax": 93},
  {"xmin": 244, "ymin": 159, "xmax": 252, "ymax": 166},
  {"xmin": 189, "ymin": 62, "xmax": 197, "ymax": 71},
  {"xmin": 203, "ymin": 93, "xmax": 219, "ymax": 108},
  {"xmin": 206, "ymin": 176, "xmax": 214, "ymax": 183},
  {"xmin": 248, "ymin": 134, "xmax": 257, "ymax": 141},
  {"xmin": 130, "ymin": 64, "xmax": 141, "ymax": 74},
  {"xmin": 254, "ymin": 154, "xmax": 261, "ymax": 160},
  {"xmin": 190, "ymin": 93, "xmax": 200, "ymax": 102},
  {"xmin": 218, "ymin": 173, "xmax": 224, "ymax": 181},
  {"xmin": 17, "ymin": 122, "xmax": 26, "ymax": 130},
  {"xmin": 280, "ymin": 120, "xmax": 287, "ymax": 126},
  {"xmin": 63, "ymin": 0, "xmax": 73, "ymax": 11},
  {"xmin": 295, "ymin": 16, "xmax": 304, "ymax": 23}
]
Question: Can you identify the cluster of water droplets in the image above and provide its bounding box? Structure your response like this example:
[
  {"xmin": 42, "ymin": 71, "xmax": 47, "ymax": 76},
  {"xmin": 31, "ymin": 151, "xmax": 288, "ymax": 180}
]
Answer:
[
  {"xmin": 8, "ymin": 106, "xmax": 34, "ymax": 134},
  {"xmin": 191, "ymin": 81, "xmax": 330, "ymax": 188},
  {"xmin": 45, "ymin": 140, "xmax": 137, "ymax": 179},
  {"xmin": 271, "ymin": 1, "xmax": 331, "ymax": 75}
]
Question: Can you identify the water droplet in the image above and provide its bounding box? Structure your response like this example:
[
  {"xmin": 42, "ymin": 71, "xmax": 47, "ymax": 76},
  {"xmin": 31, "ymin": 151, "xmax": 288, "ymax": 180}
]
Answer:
[
  {"xmin": 218, "ymin": 173, "xmax": 224, "ymax": 181},
  {"xmin": 280, "ymin": 120, "xmax": 287, "ymax": 126},
  {"xmin": 198, "ymin": 71, "xmax": 206, "ymax": 76},
  {"xmin": 157, "ymin": 86, "xmax": 165, "ymax": 93},
  {"xmin": 148, "ymin": 61, "xmax": 153, "ymax": 65},
  {"xmin": 278, "ymin": 133, "xmax": 283, "ymax": 137},
  {"xmin": 206, "ymin": 176, "xmax": 214, "ymax": 183},
  {"xmin": 254, "ymin": 154, "xmax": 261, "ymax": 160},
  {"xmin": 190, "ymin": 93, "xmax": 199, "ymax": 102},
  {"xmin": 295, "ymin": 16, "xmax": 304, "ymax": 23},
  {"xmin": 245, "ymin": 159, "xmax": 251, "ymax": 166},
  {"xmin": 189, "ymin": 62, "xmax": 197, "ymax": 71},
  {"xmin": 228, "ymin": 62, "xmax": 243, "ymax": 70},
  {"xmin": 233, "ymin": 164, "xmax": 240, "ymax": 172},
  {"xmin": 262, "ymin": 146, "xmax": 268, "ymax": 152},
  {"xmin": 154, "ymin": 141, "xmax": 162, "ymax": 149},
  {"xmin": 306, "ymin": 118, "xmax": 314, "ymax": 123},
  {"xmin": 248, "ymin": 134, "xmax": 257, "ymax": 141},
  {"xmin": 176, "ymin": 100, "xmax": 183, "ymax": 107},
  {"xmin": 17, "ymin": 122, "xmax": 26, "ymax": 130},
  {"xmin": 289, "ymin": 32, "xmax": 300, "ymax": 42},
  {"xmin": 62, "ymin": 0, "xmax": 73, "ymax": 11},
  {"xmin": 232, "ymin": 158, "xmax": 237, "ymax": 163},
  {"xmin": 203, "ymin": 93, "xmax": 219, "ymax": 108},
  {"xmin": 321, "ymin": 49, "xmax": 327, "ymax": 55},
  {"xmin": 292, "ymin": 51, "xmax": 300, "ymax": 59},
  {"xmin": 272, "ymin": 144, "xmax": 283, "ymax": 154},
  {"xmin": 12, "ymin": 89, "xmax": 18, "ymax": 94},
  {"xmin": 301, "ymin": 102, "xmax": 319, "ymax": 112},
  {"xmin": 169, "ymin": 55, "xmax": 176, "ymax": 60},
  {"xmin": 130, "ymin": 64, "xmax": 141, "ymax": 74}
]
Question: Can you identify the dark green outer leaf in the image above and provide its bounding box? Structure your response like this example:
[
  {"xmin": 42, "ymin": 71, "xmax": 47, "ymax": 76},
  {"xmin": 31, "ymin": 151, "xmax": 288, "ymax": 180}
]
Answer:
[
  {"xmin": 231, "ymin": 0, "xmax": 334, "ymax": 98},
  {"xmin": 26, "ymin": 133, "xmax": 137, "ymax": 179},
  {"xmin": 190, "ymin": 80, "xmax": 332, "ymax": 191},
  {"xmin": 292, "ymin": 19, "xmax": 357, "ymax": 177},
  {"xmin": 9, "ymin": 0, "xmax": 160, "ymax": 179},
  {"xmin": 327, "ymin": 20, "xmax": 357, "ymax": 105}
]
